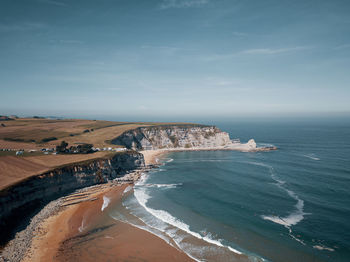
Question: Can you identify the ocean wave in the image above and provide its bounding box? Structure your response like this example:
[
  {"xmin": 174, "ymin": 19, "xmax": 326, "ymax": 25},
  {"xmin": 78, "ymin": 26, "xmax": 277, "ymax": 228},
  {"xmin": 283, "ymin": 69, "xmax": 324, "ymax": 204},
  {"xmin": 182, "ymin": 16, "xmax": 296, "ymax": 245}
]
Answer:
[
  {"xmin": 257, "ymin": 143, "xmax": 276, "ymax": 148},
  {"xmin": 135, "ymin": 173, "xmax": 150, "ymax": 186},
  {"xmin": 140, "ymin": 183, "xmax": 182, "ymax": 189},
  {"xmin": 101, "ymin": 196, "xmax": 111, "ymax": 212},
  {"xmin": 176, "ymin": 159, "xmax": 231, "ymax": 163},
  {"xmin": 245, "ymin": 161, "xmax": 309, "ymax": 246},
  {"xmin": 303, "ymin": 154, "xmax": 320, "ymax": 161},
  {"xmin": 134, "ymin": 186, "xmax": 243, "ymax": 256},
  {"xmin": 123, "ymin": 185, "xmax": 133, "ymax": 194},
  {"xmin": 313, "ymin": 244, "xmax": 335, "ymax": 252}
]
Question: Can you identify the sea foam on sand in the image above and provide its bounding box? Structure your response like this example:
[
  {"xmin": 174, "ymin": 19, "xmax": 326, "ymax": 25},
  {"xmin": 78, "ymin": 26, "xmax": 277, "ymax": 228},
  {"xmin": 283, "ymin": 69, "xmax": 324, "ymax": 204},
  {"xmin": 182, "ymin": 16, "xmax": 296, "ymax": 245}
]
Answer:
[{"xmin": 101, "ymin": 196, "xmax": 111, "ymax": 212}]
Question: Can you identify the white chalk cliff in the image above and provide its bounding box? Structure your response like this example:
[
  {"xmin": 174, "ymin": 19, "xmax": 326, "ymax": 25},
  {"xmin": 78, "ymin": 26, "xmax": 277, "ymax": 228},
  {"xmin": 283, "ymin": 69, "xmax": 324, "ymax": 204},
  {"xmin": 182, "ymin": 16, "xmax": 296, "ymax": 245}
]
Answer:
[{"xmin": 112, "ymin": 125, "xmax": 276, "ymax": 152}]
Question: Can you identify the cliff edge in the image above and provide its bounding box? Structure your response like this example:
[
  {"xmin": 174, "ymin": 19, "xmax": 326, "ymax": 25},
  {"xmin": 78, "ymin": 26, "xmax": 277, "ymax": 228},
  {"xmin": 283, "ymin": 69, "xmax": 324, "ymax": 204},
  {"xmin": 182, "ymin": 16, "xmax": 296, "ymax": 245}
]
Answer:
[
  {"xmin": 0, "ymin": 151, "xmax": 145, "ymax": 246},
  {"xmin": 112, "ymin": 125, "xmax": 276, "ymax": 152}
]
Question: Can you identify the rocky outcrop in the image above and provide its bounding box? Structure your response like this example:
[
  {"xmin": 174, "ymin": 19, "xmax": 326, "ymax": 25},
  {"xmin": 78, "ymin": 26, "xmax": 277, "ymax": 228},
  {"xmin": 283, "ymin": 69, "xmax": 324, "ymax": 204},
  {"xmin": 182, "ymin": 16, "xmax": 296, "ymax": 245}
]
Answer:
[
  {"xmin": 112, "ymin": 125, "xmax": 233, "ymax": 150},
  {"xmin": 112, "ymin": 125, "xmax": 278, "ymax": 153},
  {"xmin": 0, "ymin": 151, "xmax": 144, "ymax": 246}
]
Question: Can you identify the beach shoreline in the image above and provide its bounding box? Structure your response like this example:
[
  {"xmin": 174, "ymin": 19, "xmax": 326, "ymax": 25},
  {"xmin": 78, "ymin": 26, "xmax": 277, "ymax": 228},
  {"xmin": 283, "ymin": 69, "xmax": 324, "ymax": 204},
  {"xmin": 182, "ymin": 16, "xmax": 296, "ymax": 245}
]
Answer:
[
  {"xmin": 1, "ymin": 170, "xmax": 194, "ymax": 262},
  {"xmin": 1, "ymin": 147, "xmax": 271, "ymax": 262}
]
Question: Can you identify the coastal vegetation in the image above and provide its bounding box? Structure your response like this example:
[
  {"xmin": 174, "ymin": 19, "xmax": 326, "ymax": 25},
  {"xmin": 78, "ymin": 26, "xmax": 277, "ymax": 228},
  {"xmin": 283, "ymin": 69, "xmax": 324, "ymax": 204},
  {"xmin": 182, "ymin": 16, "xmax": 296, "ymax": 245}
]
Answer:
[
  {"xmin": 56, "ymin": 141, "xmax": 94, "ymax": 154},
  {"xmin": 40, "ymin": 137, "xmax": 57, "ymax": 143}
]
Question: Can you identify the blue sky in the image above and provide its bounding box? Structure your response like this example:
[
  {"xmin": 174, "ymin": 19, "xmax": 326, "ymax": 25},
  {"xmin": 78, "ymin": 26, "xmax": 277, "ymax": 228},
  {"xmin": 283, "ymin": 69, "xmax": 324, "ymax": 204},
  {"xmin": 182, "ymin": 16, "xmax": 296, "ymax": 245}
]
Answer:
[{"xmin": 1, "ymin": 0, "xmax": 350, "ymax": 120}]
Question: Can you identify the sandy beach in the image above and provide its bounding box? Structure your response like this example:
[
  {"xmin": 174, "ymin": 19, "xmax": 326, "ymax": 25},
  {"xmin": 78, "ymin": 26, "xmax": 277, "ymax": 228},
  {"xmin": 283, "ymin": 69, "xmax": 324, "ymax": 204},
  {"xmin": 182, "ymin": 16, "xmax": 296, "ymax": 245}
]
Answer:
[
  {"xmin": 139, "ymin": 140, "xmax": 276, "ymax": 167},
  {"xmin": 141, "ymin": 149, "xmax": 169, "ymax": 165},
  {"xmin": 19, "ymin": 182, "xmax": 193, "ymax": 262}
]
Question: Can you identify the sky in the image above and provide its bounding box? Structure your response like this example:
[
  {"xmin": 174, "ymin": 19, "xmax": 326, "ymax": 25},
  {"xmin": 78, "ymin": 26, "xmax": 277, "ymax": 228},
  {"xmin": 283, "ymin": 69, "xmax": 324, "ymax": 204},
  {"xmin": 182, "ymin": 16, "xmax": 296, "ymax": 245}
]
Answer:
[{"xmin": 1, "ymin": 0, "xmax": 350, "ymax": 121}]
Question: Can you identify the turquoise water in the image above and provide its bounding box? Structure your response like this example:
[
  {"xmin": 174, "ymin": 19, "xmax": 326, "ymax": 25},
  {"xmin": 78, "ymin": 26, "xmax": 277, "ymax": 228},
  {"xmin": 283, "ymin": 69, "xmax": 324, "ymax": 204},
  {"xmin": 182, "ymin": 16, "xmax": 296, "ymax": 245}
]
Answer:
[{"xmin": 112, "ymin": 121, "xmax": 350, "ymax": 261}]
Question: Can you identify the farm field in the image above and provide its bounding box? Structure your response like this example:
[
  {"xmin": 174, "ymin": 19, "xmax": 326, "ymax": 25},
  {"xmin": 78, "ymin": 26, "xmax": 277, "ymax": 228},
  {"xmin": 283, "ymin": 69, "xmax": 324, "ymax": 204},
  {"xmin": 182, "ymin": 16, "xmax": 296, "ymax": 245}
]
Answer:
[{"xmin": 0, "ymin": 117, "xmax": 193, "ymax": 189}]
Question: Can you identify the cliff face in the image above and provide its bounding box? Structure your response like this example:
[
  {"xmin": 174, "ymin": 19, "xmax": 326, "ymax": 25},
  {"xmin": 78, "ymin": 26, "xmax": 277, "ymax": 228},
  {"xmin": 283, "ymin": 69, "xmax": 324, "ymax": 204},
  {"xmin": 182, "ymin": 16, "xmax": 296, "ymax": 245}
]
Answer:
[
  {"xmin": 112, "ymin": 125, "xmax": 232, "ymax": 150},
  {"xmin": 0, "ymin": 151, "xmax": 144, "ymax": 245}
]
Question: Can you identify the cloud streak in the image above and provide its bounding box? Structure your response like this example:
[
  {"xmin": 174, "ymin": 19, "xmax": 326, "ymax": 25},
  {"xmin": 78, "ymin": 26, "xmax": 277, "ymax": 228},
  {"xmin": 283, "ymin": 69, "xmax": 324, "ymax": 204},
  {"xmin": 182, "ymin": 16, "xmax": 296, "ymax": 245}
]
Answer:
[
  {"xmin": 240, "ymin": 46, "xmax": 310, "ymax": 55},
  {"xmin": 201, "ymin": 46, "xmax": 310, "ymax": 61},
  {"xmin": 37, "ymin": 0, "xmax": 66, "ymax": 7},
  {"xmin": 160, "ymin": 0, "xmax": 209, "ymax": 9}
]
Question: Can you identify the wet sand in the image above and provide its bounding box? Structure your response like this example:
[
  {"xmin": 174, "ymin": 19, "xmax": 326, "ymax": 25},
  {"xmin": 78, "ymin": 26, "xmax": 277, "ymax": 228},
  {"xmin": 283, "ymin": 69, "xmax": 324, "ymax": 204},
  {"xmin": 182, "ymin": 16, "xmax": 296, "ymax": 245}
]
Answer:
[{"xmin": 23, "ymin": 183, "xmax": 193, "ymax": 262}]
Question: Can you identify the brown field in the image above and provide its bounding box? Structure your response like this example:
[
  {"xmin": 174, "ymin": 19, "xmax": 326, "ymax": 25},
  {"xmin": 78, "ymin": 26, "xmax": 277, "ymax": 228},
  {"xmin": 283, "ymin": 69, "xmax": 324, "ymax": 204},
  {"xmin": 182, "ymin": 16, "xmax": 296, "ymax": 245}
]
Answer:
[
  {"xmin": 0, "ymin": 152, "xmax": 110, "ymax": 190},
  {"xmin": 0, "ymin": 117, "xmax": 195, "ymax": 190},
  {"xmin": 0, "ymin": 118, "xmax": 126, "ymax": 145},
  {"xmin": 0, "ymin": 140, "xmax": 45, "ymax": 150},
  {"xmin": 0, "ymin": 118, "xmax": 193, "ymax": 149}
]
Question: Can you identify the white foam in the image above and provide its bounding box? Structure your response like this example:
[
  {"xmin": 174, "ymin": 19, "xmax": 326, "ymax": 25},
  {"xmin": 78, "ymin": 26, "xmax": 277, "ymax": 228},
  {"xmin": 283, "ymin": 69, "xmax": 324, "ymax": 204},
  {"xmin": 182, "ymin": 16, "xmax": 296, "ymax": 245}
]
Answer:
[
  {"xmin": 203, "ymin": 233, "xmax": 242, "ymax": 255},
  {"xmin": 134, "ymin": 186, "xmax": 243, "ymax": 257},
  {"xmin": 78, "ymin": 217, "xmax": 85, "ymax": 232},
  {"xmin": 261, "ymin": 212, "xmax": 303, "ymax": 227},
  {"xmin": 135, "ymin": 173, "xmax": 150, "ymax": 186},
  {"xmin": 303, "ymin": 154, "xmax": 320, "ymax": 161},
  {"xmin": 247, "ymin": 162, "xmax": 307, "ymax": 228},
  {"xmin": 101, "ymin": 196, "xmax": 111, "ymax": 212},
  {"xmin": 166, "ymin": 158, "xmax": 174, "ymax": 163},
  {"xmin": 124, "ymin": 161, "xmax": 246, "ymax": 260},
  {"xmin": 313, "ymin": 245, "xmax": 334, "ymax": 252},
  {"xmin": 246, "ymin": 161, "xmax": 310, "ymax": 247},
  {"xmin": 262, "ymin": 189, "xmax": 305, "ymax": 228},
  {"xmin": 123, "ymin": 185, "xmax": 133, "ymax": 194},
  {"xmin": 258, "ymin": 143, "xmax": 276, "ymax": 148},
  {"xmin": 143, "ymin": 183, "xmax": 182, "ymax": 189},
  {"xmin": 227, "ymin": 246, "xmax": 243, "ymax": 255}
]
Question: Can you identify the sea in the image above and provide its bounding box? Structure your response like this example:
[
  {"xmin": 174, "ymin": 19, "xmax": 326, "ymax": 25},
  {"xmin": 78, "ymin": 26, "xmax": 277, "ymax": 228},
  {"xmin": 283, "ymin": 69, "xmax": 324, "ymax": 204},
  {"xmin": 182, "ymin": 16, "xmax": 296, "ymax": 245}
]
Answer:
[{"xmin": 109, "ymin": 119, "xmax": 350, "ymax": 262}]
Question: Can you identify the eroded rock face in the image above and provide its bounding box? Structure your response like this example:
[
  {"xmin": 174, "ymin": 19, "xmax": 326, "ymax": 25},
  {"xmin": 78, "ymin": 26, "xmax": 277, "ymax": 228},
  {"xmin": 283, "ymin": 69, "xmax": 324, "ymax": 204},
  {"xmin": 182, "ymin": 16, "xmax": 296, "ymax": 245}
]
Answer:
[
  {"xmin": 113, "ymin": 125, "xmax": 232, "ymax": 150},
  {"xmin": 0, "ymin": 151, "xmax": 144, "ymax": 246},
  {"xmin": 247, "ymin": 139, "xmax": 257, "ymax": 149}
]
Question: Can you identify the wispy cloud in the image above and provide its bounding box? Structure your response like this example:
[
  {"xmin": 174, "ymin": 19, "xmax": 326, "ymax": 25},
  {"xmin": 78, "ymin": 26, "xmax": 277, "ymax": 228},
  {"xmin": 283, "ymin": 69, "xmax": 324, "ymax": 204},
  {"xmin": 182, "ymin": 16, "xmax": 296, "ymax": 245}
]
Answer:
[
  {"xmin": 160, "ymin": 0, "xmax": 209, "ymax": 9},
  {"xmin": 59, "ymin": 40, "xmax": 83, "ymax": 44},
  {"xmin": 0, "ymin": 22, "xmax": 46, "ymax": 32},
  {"xmin": 240, "ymin": 46, "xmax": 309, "ymax": 55},
  {"xmin": 37, "ymin": 0, "xmax": 66, "ymax": 7},
  {"xmin": 201, "ymin": 46, "xmax": 310, "ymax": 61},
  {"xmin": 141, "ymin": 45, "xmax": 184, "ymax": 55},
  {"xmin": 232, "ymin": 31, "xmax": 249, "ymax": 38}
]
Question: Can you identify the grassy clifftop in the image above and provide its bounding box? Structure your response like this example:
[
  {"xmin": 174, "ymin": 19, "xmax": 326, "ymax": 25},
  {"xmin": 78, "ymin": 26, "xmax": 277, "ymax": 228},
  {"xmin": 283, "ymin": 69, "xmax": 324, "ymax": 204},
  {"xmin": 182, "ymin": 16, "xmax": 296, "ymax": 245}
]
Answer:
[{"xmin": 0, "ymin": 118, "xmax": 200, "ymax": 149}]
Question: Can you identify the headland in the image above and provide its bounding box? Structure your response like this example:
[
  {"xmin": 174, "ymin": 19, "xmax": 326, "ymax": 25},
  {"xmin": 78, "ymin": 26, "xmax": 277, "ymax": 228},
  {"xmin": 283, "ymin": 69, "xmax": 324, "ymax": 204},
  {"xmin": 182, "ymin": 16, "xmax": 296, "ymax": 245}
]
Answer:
[{"xmin": 0, "ymin": 116, "xmax": 276, "ymax": 262}]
